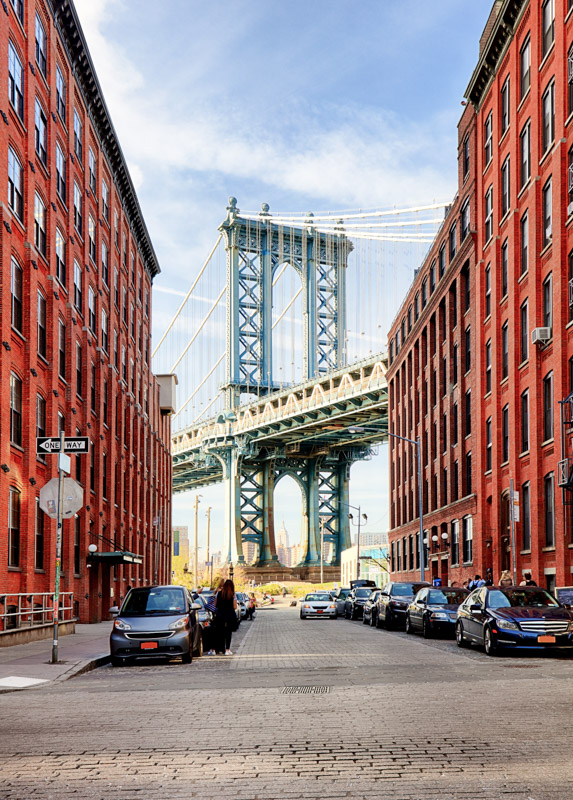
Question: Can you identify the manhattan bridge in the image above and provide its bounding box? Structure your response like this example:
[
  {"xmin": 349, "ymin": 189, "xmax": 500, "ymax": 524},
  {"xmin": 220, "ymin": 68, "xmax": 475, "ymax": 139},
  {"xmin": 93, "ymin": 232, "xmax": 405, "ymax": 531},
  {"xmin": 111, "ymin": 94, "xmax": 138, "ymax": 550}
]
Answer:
[{"xmin": 152, "ymin": 198, "xmax": 448, "ymax": 578}]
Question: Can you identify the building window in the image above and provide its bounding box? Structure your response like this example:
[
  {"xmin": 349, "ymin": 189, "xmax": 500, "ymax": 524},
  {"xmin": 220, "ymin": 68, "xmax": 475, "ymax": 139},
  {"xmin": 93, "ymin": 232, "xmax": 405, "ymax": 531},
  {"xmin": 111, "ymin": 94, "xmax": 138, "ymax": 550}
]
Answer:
[
  {"xmin": 543, "ymin": 273, "xmax": 552, "ymax": 329},
  {"xmin": 34, "ymin": 99, "xmax": 48, "ymax": 165},
  {"xmin": 76, "ymin": 342, "xmax": 83, "ymax": 397},
  {"xmin": 35, "ymin": 13, "xmax": 47, "ymax": 77},
  {"xmin": 114, "ymin": 210, "xmax": 120, "ymax": 249},
  {"xmin": 520, "ymin": 300, "xmax": 528, "ymax": 363},
  {"xmin": 486, "ymin": 417, "xmax": 492, "ymax": 472},
  {"xmin": 8, "ymin": 41, "xmax": 24, "ymax": 122},
  {"xmin": 569, "ymin": 45, "xmax": 573, "ymax": 116},
  {"xmin": 131, "ymin": 251, "xmax": 136, "ymax": 285},
  {"xmin": 34, "ymin": 194, "xmax": 47, "ymax": 257},
  {"xmin": 462, "ymin": 516, "xmax": 473, "ymax": 564},
  {"xmin": 542, "ymin": 0, "xmax": 555, "ymax": 58},
  {"xmin": 501, "ymin": 239, "xmax": 508, "ymax": 297},
  {"xmin": 452, "ymin": 344, "xmax": 458, "ymax": 387},
  {"xmin": 461, "ymin": 198, "xmax": 470, "ymax": 240},
  {"xmin": 35, "ymin": 498, "xmax": 45, "ymax": 571},
  {"xmin": 542, "ymin": 81, "xmax": 555, "ymax": 154},
  {"xmin": 11, "ymin": 256, "xmax": 22, "ymax": 334},
  {"xmin": 442, "ymin": 412, "xmax": 447, "ymax": 452},
  {"xmin": 438, "ymin": 243, "xmax": 446, "ymax": 278},
  {"xmin": 90, "ymin": 443, "xmax": 96, "ymax": 493},
  {"xmin": 74, "ymin": 182, "xmax": 83, "ymax": 235},
  {"xmin": 449, "ymin": 223, "xmax": 457, "ymax": 261},
  {"xmin": 520, "ymin": 122, "xmax": 530, "ymax": 188},
  {"xmin": 502, "ymin": 404, "xmax": 509, "ymax": 463},
  {"xmin": 429, "ymin": 262, "xmax": 436, "ymax": 295},
  {"xmin": 501, "ymin": 321, "xmax": 509, "ymax": 379},
  {"xmin": 8, "ymin": 147, "xmax": 23, "ymax": 220},
  {"xmin": 451, "ymin": 520, "xmax": 459, "ymax": 565},
  {"xmin": 89, "ymin": 148, "xmax": 97, "ymax": 194},
  {"xmin": 522, "ymin": 483, "xmax": 531, "ymax": 551},
  {"xmin": 58, "ymin": 319, "xmax": 66, "ymax": 380},
  {"xmin": 414, "ymin": 293, "xmax": 419, "ymax": 320},
  {"xmin": 543, "ymin": 371, "xmax": 553, "ymax": 441},
  {"xmin": 103, "ymin": 378, "xmax": 109, "ymax": 426},
  {"xmin": 520, "ymin": 212, "xmax": 528, "ymax": 275},
  {"xmin": 485, "ymin": 186, "xmax": 493, "ymax": 242},
  {"xmin": 130, "ymin": 304, "xmax": 136, "ymax": 339},
  {"xmin": 88, "ymin": 286, "xmax": 96, "ymax": 334},
  {"xmin": 56, "ymin": 65, "xmax": 66, "ymax": 122},
  {"xmin": 462, "ymin": 135, "xmax": 470, "ymax": 178},
  {"xmin": 10, "ymin": 0, "xmax": 23, "ymax": 23},
  {"xmin": 421, "ymin": 278, "xmax": 427, "ymax": 309},
  {"xmin": 520, "ymin": 36, "xmax": 531, "ymax": 99},
  {"xmin": 484, "ymin": 112, "xmax": 493, "ymax": 165},
  {"xmin": 569, "ymin": 251, "xmax": 573, "ymax": 323},
  {"xmin": 501, "ymin": 157, "xmax": 510, "ymax": 217},
  {"xmin": 8, "ymin": 487, "xmax": 21, "ymax": 568},
  {"xmin": 102, "ymin": 180, "xmax": 110, "ymax": 222},
  {"xmin": 485, "ymin": 339, "xmax": 491, "ymax": 394},
  {"xmin": 521, "ymin": 390, "xmax": 529, "ymax": 453},
  {"xmin": 10, "ymin": 373, "xmax": 22, "ymax": 446},
  {"xmin": 544, "ymin": 473, "xmax": 555, "ymax": 548},
  {"xmin": 114, "ymin": 330, "xmax": 119, "ymax": 370},
  {"xmin": 543, "ymin": 178, "xmax": 552, "ymax": 247},
  {"xmin": 56, "ymin": 143, "xmax": 66, "ymax": 202},
  {"xmin": 37, "ymin": 291, "xmax": 46, "ymax": 358},
  {"xmin": 56, "ymin": 228, "xmax": 66, "ymax": 285},
  {"xmin": 91, "ymin": 362, "xmax": 97, "ymax": 413},
  {"xmin": 501, "ymin": 76, "xmax": 510, "ymax": 135},
  {"xmin": 466, "ymin": 451, "xmax": 472, "ymax": 496},
  {"xmin": 74, "ymin": 110, "xmax": 84, "ymax": 164},
  {"xmin": 89, "ymin": 216, "xmax": 97, "ymax": 262},
  {"xmin": 102, "ymin": 242, "xmax": 109, "ymax": 287},
  {"xmin": 74, "ymin": 260, "xmax": 83, "ymax": 312},
  {"xmin": 101, "ymin": 309, "xmax": 109, "ymax": 353},
  {"xmin": 484, "ymin": 264, "xmax": 491, "ymax": 319},
  {"xmin": 465, "ymin": 389, "xmax": 471, "ymax": 437},
  {"xmin": 464, "ymin": 327, "xmax": 471, "ymax": 373}
]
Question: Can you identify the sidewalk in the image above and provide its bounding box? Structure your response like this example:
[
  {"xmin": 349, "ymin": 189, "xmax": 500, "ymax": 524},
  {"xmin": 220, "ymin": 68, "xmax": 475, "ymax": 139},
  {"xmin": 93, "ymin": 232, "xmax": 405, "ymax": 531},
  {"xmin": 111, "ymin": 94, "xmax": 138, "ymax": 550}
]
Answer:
[{"xmin": 0, "ymin": 622, "xmax": 112, "ymax": 693}]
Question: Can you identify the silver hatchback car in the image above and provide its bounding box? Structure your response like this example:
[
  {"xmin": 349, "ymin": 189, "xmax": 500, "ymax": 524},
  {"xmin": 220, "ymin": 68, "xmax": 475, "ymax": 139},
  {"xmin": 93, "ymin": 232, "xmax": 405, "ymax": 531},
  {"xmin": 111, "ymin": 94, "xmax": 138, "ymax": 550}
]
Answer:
[{"xmin": 109, "ymin": 585, "xmax": 202, "ymax": 666}]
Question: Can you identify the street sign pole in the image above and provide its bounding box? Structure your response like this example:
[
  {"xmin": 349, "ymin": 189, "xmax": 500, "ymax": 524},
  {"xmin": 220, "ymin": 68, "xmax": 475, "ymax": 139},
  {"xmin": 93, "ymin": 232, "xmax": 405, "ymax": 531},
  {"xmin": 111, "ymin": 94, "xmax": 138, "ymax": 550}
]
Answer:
[
  {"xmin": 510, "ymin": 478, "xmax": 517, "ymax": 586},
  {"xmin": 52, "ymin": 430, "xmax": 66, "ymax": 664}
]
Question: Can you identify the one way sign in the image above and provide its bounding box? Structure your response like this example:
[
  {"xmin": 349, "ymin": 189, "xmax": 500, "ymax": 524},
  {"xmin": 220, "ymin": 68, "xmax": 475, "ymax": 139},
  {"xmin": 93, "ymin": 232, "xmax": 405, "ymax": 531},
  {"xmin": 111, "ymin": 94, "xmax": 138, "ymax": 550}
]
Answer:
[{"xmin": 36, "ymin": 437, "xmax": 90, "ymax": 454}]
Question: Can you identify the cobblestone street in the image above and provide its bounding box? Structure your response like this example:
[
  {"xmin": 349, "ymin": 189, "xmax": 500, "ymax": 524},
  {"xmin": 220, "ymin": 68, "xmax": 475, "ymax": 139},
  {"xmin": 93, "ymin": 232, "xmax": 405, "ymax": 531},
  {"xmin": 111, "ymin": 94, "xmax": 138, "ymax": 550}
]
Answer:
[{"xmin": 2, "ymin": 602, "xmax": 573, "ymax": 799}]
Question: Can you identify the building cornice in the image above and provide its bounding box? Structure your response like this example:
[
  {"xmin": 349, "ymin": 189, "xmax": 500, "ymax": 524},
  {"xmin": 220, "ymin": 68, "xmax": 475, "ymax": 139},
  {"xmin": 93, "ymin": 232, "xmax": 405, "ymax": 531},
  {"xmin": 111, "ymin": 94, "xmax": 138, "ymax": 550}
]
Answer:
[
  {"xmin": 465, "ymin": 0, "xmax": 528, "ymax": 109},
  {"xmin": 48, "ymin": 0, "xmax": 160, "ymax": 280}
]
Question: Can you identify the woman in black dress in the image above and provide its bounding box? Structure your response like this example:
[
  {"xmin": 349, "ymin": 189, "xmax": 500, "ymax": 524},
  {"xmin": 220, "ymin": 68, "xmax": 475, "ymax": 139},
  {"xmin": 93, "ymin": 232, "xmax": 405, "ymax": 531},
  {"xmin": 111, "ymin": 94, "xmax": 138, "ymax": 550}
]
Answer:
[{"xmin": 215, "ymin": 579, "xmax": 237, "ymax": 655}]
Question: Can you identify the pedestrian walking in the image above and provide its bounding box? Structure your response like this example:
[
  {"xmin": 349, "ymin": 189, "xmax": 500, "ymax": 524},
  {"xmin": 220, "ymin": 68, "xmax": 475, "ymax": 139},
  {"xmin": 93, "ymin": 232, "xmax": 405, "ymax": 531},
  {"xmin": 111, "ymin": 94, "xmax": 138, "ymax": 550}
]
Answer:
[
  {"xmin": 214, "ymin": 579, "xmax": 238, "ymax": 655},
  {"xmin": 499, "ymin": 570, "xmax": 513, "ymax": 588},
  {"xmin": 206, "ymin": 578, "xmax": 224, "ymax": 655},
  {"xmin": 246, "ymin": 592, "xmax": 256, "ymax": 620},
  {"xmin": 520, "ymin": 571, "xmax": 537, "ymax": 587}
]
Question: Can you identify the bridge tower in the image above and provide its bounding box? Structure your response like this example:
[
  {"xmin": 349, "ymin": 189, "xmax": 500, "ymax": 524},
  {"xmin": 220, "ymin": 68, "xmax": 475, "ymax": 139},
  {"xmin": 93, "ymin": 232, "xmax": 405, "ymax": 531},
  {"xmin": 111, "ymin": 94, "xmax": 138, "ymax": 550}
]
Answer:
[{"xmin": 218, "ymin": 198, "xmax": 355, "ymax": 571}]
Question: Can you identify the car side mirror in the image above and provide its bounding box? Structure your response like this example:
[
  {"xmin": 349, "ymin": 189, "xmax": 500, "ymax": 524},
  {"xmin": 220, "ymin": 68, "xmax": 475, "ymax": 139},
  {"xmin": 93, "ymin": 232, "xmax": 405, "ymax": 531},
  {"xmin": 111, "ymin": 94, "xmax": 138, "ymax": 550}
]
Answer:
[
  {"xmin": 109, "ymin": 606, "xmax": 119, "ymax": 616},
  {"xmin": 190, "ymin": 602, "xmax": 202, "ymax": 611},
  {"xmin": 470, "ymin": 603, "xmax": 482, "ymax": 613}
]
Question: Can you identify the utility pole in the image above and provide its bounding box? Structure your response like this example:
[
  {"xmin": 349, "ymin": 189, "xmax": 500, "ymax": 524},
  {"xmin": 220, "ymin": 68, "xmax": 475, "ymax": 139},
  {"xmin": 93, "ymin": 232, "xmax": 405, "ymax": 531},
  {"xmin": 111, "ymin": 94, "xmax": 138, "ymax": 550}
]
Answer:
[
  {"xmin": 52, "ymin": 430, "xmax": 66, "ymax": 664},
  {"xmin": 194, "ymin": 495, "xmax": 201, "ymax": 588},
  {"xmin": 205, "ymin": 506, "xmax": 212, "ymax": 586}
]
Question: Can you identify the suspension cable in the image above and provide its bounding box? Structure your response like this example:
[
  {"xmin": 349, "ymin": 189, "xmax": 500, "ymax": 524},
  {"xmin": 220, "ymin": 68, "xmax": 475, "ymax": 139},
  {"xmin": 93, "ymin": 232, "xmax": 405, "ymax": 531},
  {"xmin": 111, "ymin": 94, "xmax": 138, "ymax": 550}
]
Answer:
[{"xmin": 169, "ymin": 286, "xmax": 225, "ymax": 373}]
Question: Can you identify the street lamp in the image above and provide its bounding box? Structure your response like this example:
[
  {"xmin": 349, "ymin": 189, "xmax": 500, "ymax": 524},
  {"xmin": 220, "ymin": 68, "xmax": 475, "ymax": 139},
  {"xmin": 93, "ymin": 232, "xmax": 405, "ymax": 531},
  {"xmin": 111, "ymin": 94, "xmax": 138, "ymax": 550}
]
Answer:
[
  {"xmin": 348, "ymin": 425, "xmax": 425, "ymax": 582},
  {"xmin": 194, "ymin": 494, "xmax": 202, "ymax": 588},
  {"xmin": 347, "ymin": 506, "xmax": 368, "ymax": 580}
]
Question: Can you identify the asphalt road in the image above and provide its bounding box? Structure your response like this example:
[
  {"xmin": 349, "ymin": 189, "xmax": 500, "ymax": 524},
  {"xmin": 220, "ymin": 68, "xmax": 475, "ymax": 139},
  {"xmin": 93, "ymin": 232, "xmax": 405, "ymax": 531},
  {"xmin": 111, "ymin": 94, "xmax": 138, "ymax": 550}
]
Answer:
[{"xmin": 2, "ymin": 601, "xmax": 573, "ymax": 799}]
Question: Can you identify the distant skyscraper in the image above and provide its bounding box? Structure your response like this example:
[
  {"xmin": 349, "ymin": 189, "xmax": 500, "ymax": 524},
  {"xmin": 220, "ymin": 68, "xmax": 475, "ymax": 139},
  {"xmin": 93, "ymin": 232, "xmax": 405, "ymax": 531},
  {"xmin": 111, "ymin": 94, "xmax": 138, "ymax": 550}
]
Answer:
[{"xmin": 277, "ymin": 522, "xmax": 289, "ymax": 565}]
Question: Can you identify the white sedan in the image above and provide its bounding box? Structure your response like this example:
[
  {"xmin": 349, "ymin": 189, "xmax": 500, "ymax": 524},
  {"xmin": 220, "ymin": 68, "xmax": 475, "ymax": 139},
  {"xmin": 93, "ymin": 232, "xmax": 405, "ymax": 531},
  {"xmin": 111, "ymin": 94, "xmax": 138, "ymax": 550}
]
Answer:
[{"xmin": 300, "ymin": 593, "xmax": 337, "ymax": 619}]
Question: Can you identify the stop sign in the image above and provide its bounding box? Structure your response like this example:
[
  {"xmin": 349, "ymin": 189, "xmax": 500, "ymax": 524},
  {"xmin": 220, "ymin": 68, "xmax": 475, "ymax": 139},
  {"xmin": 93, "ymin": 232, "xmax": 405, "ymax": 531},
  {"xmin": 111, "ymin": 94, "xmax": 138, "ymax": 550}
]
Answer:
[{"xmin": 39, "ymin": 478, "xmax": 84, "ymax": 519}]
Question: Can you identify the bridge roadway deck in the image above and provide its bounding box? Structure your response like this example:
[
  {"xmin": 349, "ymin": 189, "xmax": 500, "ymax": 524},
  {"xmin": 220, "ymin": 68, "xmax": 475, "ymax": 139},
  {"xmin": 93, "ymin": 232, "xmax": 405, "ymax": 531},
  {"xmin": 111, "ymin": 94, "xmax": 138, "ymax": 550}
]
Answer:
[
  {"xmin": 2, "ymin": 599, "xmax": 573, "ymax": 799},
  {"xmin": 172, "ymin": 352, "xmax": 389, "ymax": 492}
]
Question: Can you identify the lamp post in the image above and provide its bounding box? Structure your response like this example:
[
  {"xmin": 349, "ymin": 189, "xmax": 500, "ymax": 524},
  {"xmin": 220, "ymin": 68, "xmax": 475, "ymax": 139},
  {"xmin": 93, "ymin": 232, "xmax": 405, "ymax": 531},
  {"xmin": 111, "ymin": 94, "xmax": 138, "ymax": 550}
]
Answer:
[
  {"xmin": 194, "ymin": 494, "xmax": 202, "ymax": 588},
  {"xmin": 205, "ymin": 506, "xmax": 212, "ymax": 586},
  {"xmin": 347, "ymin": 505, "xmax": 368, "ymax": 581}
]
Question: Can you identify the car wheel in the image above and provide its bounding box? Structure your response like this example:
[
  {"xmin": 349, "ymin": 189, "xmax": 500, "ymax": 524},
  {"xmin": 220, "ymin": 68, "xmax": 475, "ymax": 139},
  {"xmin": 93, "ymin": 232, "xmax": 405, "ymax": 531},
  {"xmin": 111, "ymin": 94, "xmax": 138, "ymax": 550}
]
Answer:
[
  {"xmin": 370, "ymin": 611, "xmax": 377, "ymax": 627},
  {"xmin": 345, "ymin": 607, "xmax": 350, "ymax": 619},
  {"xmin": 405, "ymin": 614, "xmax": 414, "ymax": 635},
  {"xmin": 110, "ymin": 656, "xmax": 124, "ymax": 667},
  {"xmin": 300, "ymin": 612, "xmax": 305, "ymax": 619},
  {"xmin": 194, "ymin": 631, "xmax": 204, "ymax": 658},
  {"xmin": 362, "ymin": 612, "xmax": 369, "ymax": 625},
  {"xmin": 484, "ymin": 627, "xmax": 499, "ymax": 656},
  {"xmin": 385, "ymin": 610, "xmax": 393, "ymax": 631},
  {"xmin": 182, "ymin": 647, "xmax": 192, "ymax": 664},
  {"xmin": 422, "ymin": 617, "xmax": 432, "ymax": 639},
  {"xmin": 456, "ymin": 622, "xmax": 469, "ymax": 648},
  {"xmin": 376, "ymin": 611, "xmax": 384, "ymax": 629}
]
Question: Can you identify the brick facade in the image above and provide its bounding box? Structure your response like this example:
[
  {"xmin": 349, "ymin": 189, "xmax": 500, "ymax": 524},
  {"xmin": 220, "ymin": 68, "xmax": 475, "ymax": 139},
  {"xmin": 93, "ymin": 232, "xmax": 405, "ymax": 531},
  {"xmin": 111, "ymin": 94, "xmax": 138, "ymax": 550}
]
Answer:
[
  {"xmin": 387, "ymin": 0, "xmax": 573, "ymax": 593},
  {"xmin": 1, "ymin": 0, "xmax": 172, "ymax": 623}
]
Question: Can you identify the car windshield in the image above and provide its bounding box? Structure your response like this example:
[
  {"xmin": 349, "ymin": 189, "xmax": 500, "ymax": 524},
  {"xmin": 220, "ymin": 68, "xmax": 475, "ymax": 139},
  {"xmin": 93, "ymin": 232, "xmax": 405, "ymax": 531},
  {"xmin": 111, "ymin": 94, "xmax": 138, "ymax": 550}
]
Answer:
[
  {"xmin": 121, "ymin": 588, "xmax": 186, "ymax": 616},
  {"xmin": 392, "ymin": 584, "xmax": 415, "ymax": 596},
  {"xmin": 306, "ymin": 594, "xmax": 330, "ymax": 601},
  {"xmin": 428, "ymin": 589, "xmax": 467, "ymax": 605},
  {"xmin": 488, "ymin": 588, "xmax": 560, "ymax": 609},
  {"xmin": 356, "ymin": 588, "xmax": 372, "ymax": 598}
]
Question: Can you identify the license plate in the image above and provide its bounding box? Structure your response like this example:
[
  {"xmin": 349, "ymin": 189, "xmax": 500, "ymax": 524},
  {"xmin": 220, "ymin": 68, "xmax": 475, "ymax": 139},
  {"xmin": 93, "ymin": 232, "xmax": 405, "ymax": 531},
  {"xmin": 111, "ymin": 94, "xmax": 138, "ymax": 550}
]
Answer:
[
  {"xmin": 538, "ymin": 635, "xmax": 556, "ymax": 644},
  {"xmin": 141, "ymin": 641, "xmax": 158, "ymax": 650},
  {"xmin": 317, "ymin": 610, "xmax": 323, "ymax": 614}
]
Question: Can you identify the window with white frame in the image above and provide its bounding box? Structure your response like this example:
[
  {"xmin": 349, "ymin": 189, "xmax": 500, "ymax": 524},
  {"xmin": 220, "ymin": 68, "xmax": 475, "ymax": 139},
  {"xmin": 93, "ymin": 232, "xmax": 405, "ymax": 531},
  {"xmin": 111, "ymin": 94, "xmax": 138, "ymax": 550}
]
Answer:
[
  {"xmin": 520, "ymin": 121, "xmax": 530, "ymax": 188},
  {"xmin": 102, "ymin": 242, "xmax": 109, "ymax": 286},
  {"xmin": 485, "ymin": 186, "xmax": 493, "ymax": 242},
  {"xmin": 102, "ymin": 180, "xmax": 110, "ymax": 222},
  {"xmin": 542, "ymin": 81, "xmax": 555, "ymax": 153},
  {"xmin": 88, "ymin": 216, "xmax": 97, "ymax": 262},
  {"xmin": 462, "ymin": 516, "xmax": 473, "ymax": 563},
  {"xmin": 74, "ymin": 182, "xmax": 83, "ymax": 235},
  {"xmin": 542, "ymin": 0, "xmax": 555, "ymax": 58},
  {"xmin": 484, "ymin": 112, "xmax": 493, "ymax": 165},
  {"xmin": 37, "ymin": 291, "xmax": 46, "ymax": 359},
  {"xmin": 74, "ymin": 260, "xmax": 83, "ymax": 311},
  {"xmin": 35, "ymin": 13, "xmax": 47, "ymax": 77},
  {"xmin": 8, "ymin": 147, "xmax": 23, "ymax": 219},
  {"xmin": 55, "ymin": 228, "xmax": 66, "ymax": 285},
  {"xmin": 56, "ymin": 143, "xmax": 66, "ymax": 201},
  {"xmin": 543, "ymin": 178, "xmax": 552, "ymax": 247},
  {"xmin": 89, "ymin": 148, "xmax": 97, "ymax": 194},
  {"xmin": 520, "ymin": 36, "xmax": 530, "ymax": 99},
  {"xmin": 520, "ymin": 211, "xmax": 528, "ymax": 275},
  {"xmin": 56, "ymin": 65, "xmax": 66, "ymax": 122},
  {"xmin": 501, "ymin": 76, "xmax": 510, "ymax": 135},
  {"xmin": 11, "ymin": 256, "xmax": 22, "ymax": 334},
  {"xmin": 101, "ymin": 309, "xmax": 109, "ymax": 353},
  {"xmin": 34, "ymin": 193, "xmax": 46, "ymax": 256},
  {"xmin": 501, "ymin": 156, "xmax": 510, "ymax": 217},
  {"xmin": 74, "ymin": 110, "xmax": 83, "ymax": 162},
  {"xmin": 34, "ymin": 99, "xmax": 47, "ymax": 165},
  {"xmin": 8, "ymin": 41, "xmax": 24, "ymax": 121}
]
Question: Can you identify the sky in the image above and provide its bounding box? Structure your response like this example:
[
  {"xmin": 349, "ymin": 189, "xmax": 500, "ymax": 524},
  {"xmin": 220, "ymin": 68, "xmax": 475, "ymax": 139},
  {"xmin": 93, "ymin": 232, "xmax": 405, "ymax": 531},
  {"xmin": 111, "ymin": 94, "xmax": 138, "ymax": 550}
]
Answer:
[{"xmin": 73, "ymin": 0, "xmax": 493, "ymax": 556}]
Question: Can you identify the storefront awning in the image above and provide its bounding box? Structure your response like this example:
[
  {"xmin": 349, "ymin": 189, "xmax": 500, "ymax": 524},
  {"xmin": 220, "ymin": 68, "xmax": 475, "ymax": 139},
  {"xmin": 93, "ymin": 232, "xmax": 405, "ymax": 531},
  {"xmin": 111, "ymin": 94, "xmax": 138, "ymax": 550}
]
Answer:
[{"xmin": 87, "ymin": 551, "xmax": 143, "ymax": 566}]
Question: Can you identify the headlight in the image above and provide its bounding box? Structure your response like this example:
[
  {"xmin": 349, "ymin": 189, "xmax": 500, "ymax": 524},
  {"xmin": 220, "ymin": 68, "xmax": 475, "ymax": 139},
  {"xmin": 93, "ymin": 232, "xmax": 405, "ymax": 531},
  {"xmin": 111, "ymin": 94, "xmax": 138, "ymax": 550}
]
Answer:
[
  {"xmin": 303, "ymin": 604, "xmax": 310, "ymax": 608},
  {"xmin": 114, "ymin": 618, "xmax": 131, "ymax": 631},
  {"xmin": 497, "ymin": 618, "xmax": 519, "ymax": 631},
  {"xmin": 329, "ymin": 604, "xmax": 336, "ymax": 609},
  {"xmin": 567, "ymin": 621, "xmax": 573, "ymax": 632},
  {"xmin": 168, "ymin": 615, "xmax": 189, "ymax": 630},
  {"xmin": 430, "ymin": 612, "xmax": 449, "ymax": 620}
]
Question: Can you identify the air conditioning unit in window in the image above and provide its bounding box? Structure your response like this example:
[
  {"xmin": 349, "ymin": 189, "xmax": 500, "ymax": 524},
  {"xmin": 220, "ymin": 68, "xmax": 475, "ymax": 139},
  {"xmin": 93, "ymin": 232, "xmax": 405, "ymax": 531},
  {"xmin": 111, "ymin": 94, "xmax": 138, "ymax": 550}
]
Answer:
[{"xmin": 531, "ymin": 327, "xmax": 552, "ymax": 345}]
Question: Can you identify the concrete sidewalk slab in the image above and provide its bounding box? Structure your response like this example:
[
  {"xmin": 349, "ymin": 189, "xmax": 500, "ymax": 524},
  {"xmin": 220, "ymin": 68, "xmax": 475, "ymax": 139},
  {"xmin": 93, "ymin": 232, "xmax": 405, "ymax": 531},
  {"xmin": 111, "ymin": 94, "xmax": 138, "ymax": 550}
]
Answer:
[{"xmin": 0, "ymin": 622, "xmax": 112, "ymax": 693}]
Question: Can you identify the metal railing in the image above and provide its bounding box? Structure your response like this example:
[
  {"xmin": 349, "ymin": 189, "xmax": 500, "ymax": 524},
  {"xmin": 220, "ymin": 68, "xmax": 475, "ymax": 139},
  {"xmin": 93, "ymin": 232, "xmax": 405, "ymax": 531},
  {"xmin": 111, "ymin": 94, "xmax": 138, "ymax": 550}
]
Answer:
[{"xmin": 0, "ymin": 592, "xmax": 74, "ymax": 632}]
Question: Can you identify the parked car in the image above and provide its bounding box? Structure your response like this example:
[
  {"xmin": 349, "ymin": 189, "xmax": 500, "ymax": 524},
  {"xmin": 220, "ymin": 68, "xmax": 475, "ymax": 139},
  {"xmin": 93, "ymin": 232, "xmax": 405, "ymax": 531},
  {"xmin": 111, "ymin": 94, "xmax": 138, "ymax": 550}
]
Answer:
[
  {"xmin": 405, "ymin": 586, "xmax": 469, "ymax": 638},
  {"xmin": 375, "ymin": 581, "xmax": 431, "ymax": 630},
  {"xmin": 189, "ymin": 593, "xmax": 213, "ymax": 653},
  {"xmin": 236, "ymin": 592, "xmax": 248, "ymax": 619},
  {"xmin": 456, "ymin": 585, "xmax": 573, "ymax": 656},
  {"xmin": 344, "ymin": 587, "xmax": 377, "ymax": 620},
  {"xmin": 362, "ymin": 589, "xmax": 383, "ymax": 626},
  {"xmin": 350, "ymin": 579, "xmax": 378, "ymax": 589},
  {"xmin": 300, "ymin": 592, "xmax": 337, "ymax": 619},
  {"xmin": 332, "ymin": 588, "xmax": 351, "ymax": 617},
  {"xmin": 109, "ymin": 585, "xmax": 202, "ymax": 666}
]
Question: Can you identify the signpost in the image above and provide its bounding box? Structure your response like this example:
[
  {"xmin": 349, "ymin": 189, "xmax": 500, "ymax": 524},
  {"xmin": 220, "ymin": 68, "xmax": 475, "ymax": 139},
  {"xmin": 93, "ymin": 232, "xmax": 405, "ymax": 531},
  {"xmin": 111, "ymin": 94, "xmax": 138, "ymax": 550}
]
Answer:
[
  {"xmin": 37, "ymin": 434, "xmax": 88, "ymax": 663},
  {"xmin": 509, "ymin": 479, "xmax": 519, "ymax": 585}
]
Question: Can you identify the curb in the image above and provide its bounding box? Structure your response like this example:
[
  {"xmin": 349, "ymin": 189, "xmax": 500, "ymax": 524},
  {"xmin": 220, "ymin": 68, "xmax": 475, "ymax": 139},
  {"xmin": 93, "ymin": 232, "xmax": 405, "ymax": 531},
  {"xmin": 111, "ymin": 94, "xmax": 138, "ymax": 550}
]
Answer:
[{"xmin": 0, "ymin": 652, "xmax": 110, "ymax": 694}]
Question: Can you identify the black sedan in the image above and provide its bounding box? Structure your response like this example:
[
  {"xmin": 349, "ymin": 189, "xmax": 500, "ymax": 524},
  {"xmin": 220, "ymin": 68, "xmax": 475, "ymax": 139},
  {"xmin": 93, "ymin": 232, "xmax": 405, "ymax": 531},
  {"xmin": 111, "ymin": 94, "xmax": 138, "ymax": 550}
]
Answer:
[
  {"xmin": 375, "ymin": 581, "xmax": 431, "ymax": 630},
  {"xmin": 405, "ymin": 586, "xmax": 469, "ymax": 638},
  {"xmin": 456, "ymin": 585, "xmax": 573, "ymax": 656},
  {"xmin": 344, "ymin": 587, "xmax": 376, "ymax": 619},
  {"xmin": 362, "ymin": 590, "xmax": 383, "ymax": 626}
]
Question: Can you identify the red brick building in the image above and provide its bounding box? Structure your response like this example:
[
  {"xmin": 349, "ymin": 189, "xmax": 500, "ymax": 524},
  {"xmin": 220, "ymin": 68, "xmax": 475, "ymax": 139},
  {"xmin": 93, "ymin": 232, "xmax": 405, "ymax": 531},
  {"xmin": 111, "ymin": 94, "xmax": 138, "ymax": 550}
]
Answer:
[
  {"xmin": 388, "ymin": 0, "xmax": 573, "ymax": 594},
  {"xmin": 1, "ymin": 0, "xmax": 173, "ymax": 625}
]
